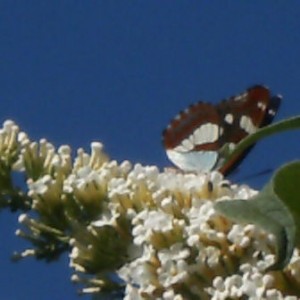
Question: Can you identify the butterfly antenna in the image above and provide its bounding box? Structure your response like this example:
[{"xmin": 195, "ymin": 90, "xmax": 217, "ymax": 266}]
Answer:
[{"xmin": 236, "ymin": 168, "xmax": 273, "ymax": 182}]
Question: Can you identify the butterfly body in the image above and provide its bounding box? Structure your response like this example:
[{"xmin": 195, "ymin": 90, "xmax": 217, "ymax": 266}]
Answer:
[{"xmin": 162, "ymin": 85, "xmax": 281, "ymax": 176}]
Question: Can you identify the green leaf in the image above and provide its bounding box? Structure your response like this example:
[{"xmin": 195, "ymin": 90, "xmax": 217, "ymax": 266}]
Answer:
[
  {"xmin": 273, "ymin": 161, "xmax": 300, "ymax": 246},
  {"xmin": 215, "ymin": 161, "xmax": 300, "ymax": 270},
  {"xmin": 223, "ymin": 116, "xmax": 300, "ymax": 167}
]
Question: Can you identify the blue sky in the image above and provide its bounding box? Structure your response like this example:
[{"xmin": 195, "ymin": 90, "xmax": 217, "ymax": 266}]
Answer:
[{"xmin": 1, "ymin": 2, "xmax": 300, "ymax": 299}]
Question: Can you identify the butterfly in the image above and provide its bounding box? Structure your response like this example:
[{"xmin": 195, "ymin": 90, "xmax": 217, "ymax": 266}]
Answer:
[{"xmin": 162, "ymin": 85, "xmax": 281, "ymax": 176}]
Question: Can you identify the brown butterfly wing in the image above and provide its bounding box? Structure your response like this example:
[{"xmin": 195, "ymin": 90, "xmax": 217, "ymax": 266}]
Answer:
[{"xmin": 217, "ymin": 85, "xmax": 281, "ymax": 175}]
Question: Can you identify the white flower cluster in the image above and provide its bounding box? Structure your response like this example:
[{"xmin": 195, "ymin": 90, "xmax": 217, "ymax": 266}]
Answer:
[
  {"xmin": 0, "ymin": 120, "xmax": 299, "ymax": 299},
  {"xmin": 90, "ymin": 163, "xmax": 300, "ymax": 299}
]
